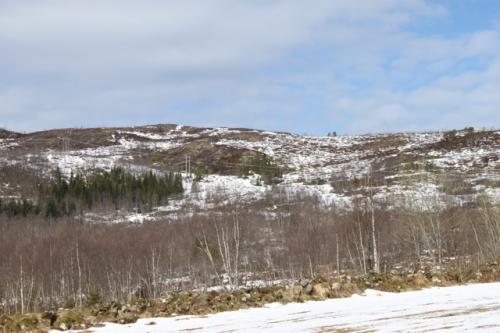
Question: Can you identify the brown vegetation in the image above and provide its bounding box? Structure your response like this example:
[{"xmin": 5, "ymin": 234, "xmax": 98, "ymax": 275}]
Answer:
[{"xmin": 1, "ymin": 194, "xmax": 499, "ymax": 320}]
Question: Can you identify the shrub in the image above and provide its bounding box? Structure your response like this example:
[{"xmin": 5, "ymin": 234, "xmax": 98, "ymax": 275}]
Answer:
[
  {"xmin": 237, "ymin": 156, "xmax": 283, "ymax": 185},
  {"xmin": 193, "ymin": 165, "xmax": 208, "ymax": 181},
  {"xmin": 443, "ymin": 129, "xmax": 457, "ymax": 141},
  {"xmin": 86, "ymin": 289, "xmax": 102, "ymax": 307},
  {"xmin": 464, "ymin": 126, "xmax": 474, "ymax": 134}
]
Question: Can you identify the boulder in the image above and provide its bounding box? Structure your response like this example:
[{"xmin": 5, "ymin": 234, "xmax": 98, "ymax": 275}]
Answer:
[
  {"xmin": 412, "ymin": 272, "xmax": 429, "ymax": 288},
  {"xmin": 302, "ymin": 283, "xmax": 313, "ymax": 295},
  {"xmin": 281, "ymin": 285, "xmax": 302, "ymax": 302},
  {"xmin": 299, "ymin": 279, "xmax": 311, "ymax": 288},
  {"xmin": 41, "ymin": 310, "xmax": 58, "ymax": 327},
  {"xmin": 54, "ymin": 310, "xmax": 84, "ymax": 331},
  {"xmin": 312, "ymin": 283, "xmax": 329, "ymax": 299},
  {"xmin": 117, "ymin": 312, "xmax": 138, "ymax": 324},
  {"xmin": 190, "ymin": 294, "xmax": 210, "ymax": 314}
]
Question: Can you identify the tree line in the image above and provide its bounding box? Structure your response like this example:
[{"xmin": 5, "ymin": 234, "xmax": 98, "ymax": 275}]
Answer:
[{"xmin": 0, "ymin": 167, "xmax": 183, "ymax": 218}]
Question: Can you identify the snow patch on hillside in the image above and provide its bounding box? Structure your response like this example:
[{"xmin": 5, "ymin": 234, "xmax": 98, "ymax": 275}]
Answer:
[
  {"xmin": 0, "ymin": 139, "xmax": 18, "ymax": 150},
  {"xmin": 3, "ymin": 127, "xmax": 499, "ymax": 221}
]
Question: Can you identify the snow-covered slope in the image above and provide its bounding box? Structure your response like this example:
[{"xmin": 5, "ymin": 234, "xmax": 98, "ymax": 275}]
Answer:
[
  {"xmin": 1, "ymin": 125, "xmax": 499, "ymax": 221},
  {"xmin": 63, "ymin": 282, "xmax": 500, "ymax": 332}
]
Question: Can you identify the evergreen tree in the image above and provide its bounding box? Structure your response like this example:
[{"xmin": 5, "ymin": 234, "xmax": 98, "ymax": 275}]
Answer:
[{"xmin": 2, "ymin": 167, "xmax": 184, "ymax": 219}]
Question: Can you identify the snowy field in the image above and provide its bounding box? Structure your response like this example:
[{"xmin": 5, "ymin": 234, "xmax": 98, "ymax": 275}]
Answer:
[{"xmin": 67, "ymin": 282, "xmax": 500, "ymax": 332}]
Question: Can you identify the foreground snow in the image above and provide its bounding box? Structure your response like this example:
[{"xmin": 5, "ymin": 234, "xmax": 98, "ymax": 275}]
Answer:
[{"xmin": 69, "ymin": 282, "xmax": 500, "ymax": 332}]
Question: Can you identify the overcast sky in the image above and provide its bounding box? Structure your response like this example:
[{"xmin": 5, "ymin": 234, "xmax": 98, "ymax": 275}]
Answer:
[{"xmin": 1, "ymin": 0, "xmax": 499, "ymax": 134}]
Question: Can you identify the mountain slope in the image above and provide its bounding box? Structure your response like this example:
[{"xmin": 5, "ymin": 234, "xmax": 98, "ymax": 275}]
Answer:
[{"xmin": 1, "ymin": 124, "xmax": 499, "ymax": 222}]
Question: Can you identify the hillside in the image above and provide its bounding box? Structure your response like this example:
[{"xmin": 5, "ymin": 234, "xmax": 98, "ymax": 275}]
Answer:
[
  {"xmin": 1, "ymin": 124, "xmax": 499, "ymax": 222},
  {"xmin": 2, "ymin": 124, "xmax": 500, "ymax": 331}
]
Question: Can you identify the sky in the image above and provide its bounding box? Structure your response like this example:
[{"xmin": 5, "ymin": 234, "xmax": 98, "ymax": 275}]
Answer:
[{"xmin": 0, "ymin": 0, "xmax": 499, "ymax": 135}]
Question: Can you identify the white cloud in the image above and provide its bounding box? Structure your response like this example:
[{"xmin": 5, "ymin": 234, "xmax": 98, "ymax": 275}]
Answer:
[
  {"xmin": 0, "ymin": 0, "xmax": 498, "ymax": 134},
  {"xmin": 326, "ymin": 57, "xmax": 500, "ymax": 133},
  {"xmin": 0, "ymin": 0, "xmax": 336, "ymax": 75}
]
